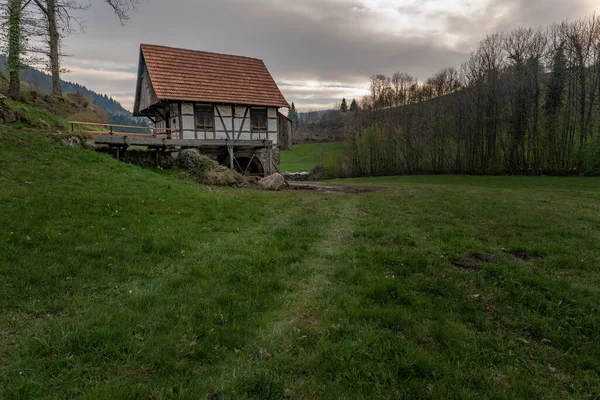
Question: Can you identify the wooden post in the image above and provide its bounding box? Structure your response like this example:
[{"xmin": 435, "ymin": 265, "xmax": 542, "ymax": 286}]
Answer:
[
  {"xmin": 228, "ymin": 145, "xmax": 234, "ymax": 170},
  {"xmin": 268, "ymin": 146, "xmax": 273, "ymax": 175}
]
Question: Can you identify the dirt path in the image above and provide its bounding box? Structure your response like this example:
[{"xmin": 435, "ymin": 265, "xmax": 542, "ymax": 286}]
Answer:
[
  {"xmin": 256, "ymin": 195, "xmax": 359, "ymax": 343},
  {"xmin": 287, "ymin": 182, "xmax": 388, "ymax": 194}
]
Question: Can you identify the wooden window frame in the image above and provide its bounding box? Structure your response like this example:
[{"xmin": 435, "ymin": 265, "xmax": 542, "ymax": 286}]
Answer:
[
  {"xmin": 251, "ymin": 107, "xmax": 268, "ymax": 133},
  {"xmin": 195, "ymin": 105, "xmax": 215, "ymax": 132}
]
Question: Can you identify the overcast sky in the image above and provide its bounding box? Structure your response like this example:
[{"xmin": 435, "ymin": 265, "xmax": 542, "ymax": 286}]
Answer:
[{"xmin": 62, "ymin": 0, "xmax": 596, "ymax": 112}]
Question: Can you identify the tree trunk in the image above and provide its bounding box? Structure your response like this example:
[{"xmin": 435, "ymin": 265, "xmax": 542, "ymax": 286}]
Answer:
[
  {"xmin": 46, "ymin": 0, "xmax": 62, "ymax": 96},
  {"xmin": 7, "ymin": 0, "xmax": 22, "ymax": 99}
]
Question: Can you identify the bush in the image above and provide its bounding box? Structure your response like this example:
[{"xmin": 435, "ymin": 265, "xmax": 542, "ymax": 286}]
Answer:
[
  {"xmin": 177, "ymin": 149, "xmax": 247, "ymax": 185},
  {"xmin": 176, "ymin": 149, "xmax": 214, "ymax": 175}
]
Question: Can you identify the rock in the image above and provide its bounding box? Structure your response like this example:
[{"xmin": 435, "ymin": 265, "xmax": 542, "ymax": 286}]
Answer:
[
  {"xmin": 82, "ymin": 138, "xmax": 96, "ymax": 149},
  {"xmin": 0, "ymin": 100, "xmax": 17, "ymax": 124},
  {"xmin": 60, "ymin": 136, "xmax": 82, "ymax": 148},
  {"xmin": 283, "ymin": 171, "xmax": 310, "ymax": 181},
  {"xmin": 2, "ymin": 110, "xmax": 17, "ymax": 124},
  {"xmin": 258, "ymin": 173, "xmax": 286, "ymax": 191}
]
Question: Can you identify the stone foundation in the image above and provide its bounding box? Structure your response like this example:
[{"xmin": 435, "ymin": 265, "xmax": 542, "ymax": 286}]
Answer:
[
  {"xmin": 101, "ymin": 144, "xmax": 280, "ymax": 177},
  {"xmin": 178, "ymin": 146, "xmax": 281, "ymax": 176}
]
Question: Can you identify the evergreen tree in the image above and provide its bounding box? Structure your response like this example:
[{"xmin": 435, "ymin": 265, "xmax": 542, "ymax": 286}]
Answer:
[
  {"xmin": 340, "ymin": 98, "xmax": 348, "ymax": 113},
  {"xmin": 288, "ymin": 102, "xmax": 298, "ymax": 122},
  {"xmin": 349, "ymin": 98, "xmax": 358, "ymax": 112}
]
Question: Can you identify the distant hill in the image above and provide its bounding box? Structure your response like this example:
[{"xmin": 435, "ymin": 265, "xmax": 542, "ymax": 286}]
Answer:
[{"xmin": 0, "ymin": 55, "xmax": 149, "ymax": 131}]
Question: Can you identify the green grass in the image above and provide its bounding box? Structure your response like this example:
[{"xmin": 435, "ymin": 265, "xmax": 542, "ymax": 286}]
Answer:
[
  {"xmin": 1, "ymin": 128, "xmax": 599, "ymax": 399},
  {"xmin": 280, "ymin": 142, "xmax": 345, "ymax": 172},
  {"xmin": 6, "ymin": 99, "xmax": 67, "ymax": 130}
]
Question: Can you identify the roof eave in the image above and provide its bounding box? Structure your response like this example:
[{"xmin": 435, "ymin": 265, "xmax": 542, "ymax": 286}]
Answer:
[{"xmin": 159, "ymin": 98, "xmax": 289, "ymax": 108}]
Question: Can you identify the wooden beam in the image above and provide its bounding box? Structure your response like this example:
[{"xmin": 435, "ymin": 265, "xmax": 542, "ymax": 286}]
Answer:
[
  {"xmin": 236, "ymin": 106, "xmax": 249, "ymax": 140},
  {"xmin": 93, "ymin": 135, "xmax": 271, "ymax": 148},
  {"xmin": 178, "ymin": 103, "xmax": 183, "ymax": 140},
  {"xmin": 69, "ymin": 121, "xmax": 178, "ymax": 131},
  {"xmin": 215, "ymin": 106, "xmax": 230, "ymax": 140}
]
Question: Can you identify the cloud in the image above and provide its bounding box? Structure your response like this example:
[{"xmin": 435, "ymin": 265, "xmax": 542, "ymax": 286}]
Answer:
[
  {"xmin": 65, "ymin": 67, "xmax": 136, "ymax": 82},
  {"xmin": 60, "ymin": 0, "xmax": 597, "ymax": 112}
]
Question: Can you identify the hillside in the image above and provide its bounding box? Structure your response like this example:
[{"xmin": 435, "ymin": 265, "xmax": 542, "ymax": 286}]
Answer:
[
  {"xmin": 1, "ymin": 107, "xmax": 599, "ymax": 397},
  {"xmin": 0, "ymin": 55, "xmax": 148, "ymax": 131}
]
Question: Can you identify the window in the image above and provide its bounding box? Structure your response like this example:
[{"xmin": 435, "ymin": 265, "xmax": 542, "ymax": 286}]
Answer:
[
  {"xmin": 251, "ymin": 108, "xmax": 267, "ymax": 132},
  {"xmin": 195, "ymin": 105, "xmax": 214, "ymax": 131}
]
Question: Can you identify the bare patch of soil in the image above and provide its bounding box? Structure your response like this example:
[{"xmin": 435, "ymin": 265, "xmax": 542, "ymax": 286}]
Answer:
[
  {"xmin": 453, "ymin": 252, "xmax": 498, "ymax": 270},
  {"xmin": 508, "ymin": 250, "xmax": 541, "ymax": 261},
  {"xmin": 288, "ymin": 182, "xmax": 387, "ymax": 195}
]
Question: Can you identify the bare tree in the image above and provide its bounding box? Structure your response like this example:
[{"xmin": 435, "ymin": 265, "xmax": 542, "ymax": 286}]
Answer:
[{"xmin": 30, "ymin": 0, "xmax": 139, "ymax": 95}]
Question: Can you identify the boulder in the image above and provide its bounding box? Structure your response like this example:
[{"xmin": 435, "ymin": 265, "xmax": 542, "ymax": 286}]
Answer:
[
  {"xmin": 82, "ymin": 138, "xmax": 96, "ymax": 149},
  {"xmin": 1, "ymin": 110, "xmax": 17, "ymax": 124},
  {"xmin": 60, "ymin": 136, "xmax": 82, "ymax": 148},
  {"xmin": 258, "ymin": 173, "xmax": 286, "ymax": 191},
  {"xmin": 283, "ymin": 171, "xmax": 310, "ymax": 181}
]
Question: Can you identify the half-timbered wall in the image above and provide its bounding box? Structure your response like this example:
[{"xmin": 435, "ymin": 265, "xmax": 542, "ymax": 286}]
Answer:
[
  {"xmin": 152, "ymin": 102, "xmax": 280, "ymax": 145},
  {"xmin": 167, "ymin": 103, "xmax": 279, "ymax": 144}
]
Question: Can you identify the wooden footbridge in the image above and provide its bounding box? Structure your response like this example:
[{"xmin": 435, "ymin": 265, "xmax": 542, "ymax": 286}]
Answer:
[
  {"xmin": 70, "ymin": 121, "xmax": 273, "ymax": 148},
  {"xmin": 70, "ymin": 121, "xmax": 275, "ymax": 171}
]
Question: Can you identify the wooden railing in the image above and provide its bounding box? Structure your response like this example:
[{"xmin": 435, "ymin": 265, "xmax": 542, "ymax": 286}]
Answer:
[{"xmin": 69, "ymin": 121, "xmax": 179, "ymax": 138}]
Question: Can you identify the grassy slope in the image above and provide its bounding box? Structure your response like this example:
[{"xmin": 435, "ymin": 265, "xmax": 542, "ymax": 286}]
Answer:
[
  {"xmin": 1, "ymin": 128, "xmax": 599, "ymax": 399},
  {"xmin": 280, "ymin": 142, "xmax": 344, "ymax": 172}
]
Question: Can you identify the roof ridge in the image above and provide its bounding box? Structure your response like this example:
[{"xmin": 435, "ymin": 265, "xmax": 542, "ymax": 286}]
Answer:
[{"xmin": 140, "ymin": 43, "xmax": 264, "ymax": 62}]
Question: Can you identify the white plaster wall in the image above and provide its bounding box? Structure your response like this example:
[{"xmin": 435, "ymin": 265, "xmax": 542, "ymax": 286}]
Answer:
[
  {"xmin": 268, "ymin": 119, "xmax": 277, "ymax": 134},
  {"xmin": 181, "ymin": 102, "xmax": 195, "ymax": 139},
  {"xmin": 182, "ymin": 131, "xmax": 196, "ymax": 139},
  {"xmin": 181, "ymin": 103, "xmax": 194, "ymax": 115},
  {"xmin": 182, "ymin": 115, "xmax": 195, "ymax": 131},
  {"xmin": 234, "ymin": 117, "xmax": 251, "ymax": 133},
  {"xmin": 216, "ymin": 105, "xmax": 233, "ymax": 117},
  {"xmin": 238, "ymin": 132, "xmax": 251, "ymax": 140},
  {"xmin": 234, "ymin": 105, "xmax": 248, "ymax": 118},
  {"xmin": 215, "ymin": 117, "xmax": 234, "ymax": 137},
  {"xmin": 267, "ymin": 107, "xmax": 277, "ymax": 119}
]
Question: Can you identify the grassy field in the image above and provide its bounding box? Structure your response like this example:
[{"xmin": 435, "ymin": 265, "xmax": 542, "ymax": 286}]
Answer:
[
  {"xmin": 1, "ymin": 128, "xmax": 599, "ymax": 399},
  {"xmin": 280, "ymin": 142, "xmax": 344, "ymax": 172}
]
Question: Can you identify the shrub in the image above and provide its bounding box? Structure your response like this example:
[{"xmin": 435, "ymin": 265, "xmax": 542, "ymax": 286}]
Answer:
[{"xmin": 176, "ymin": 149, "xmax": 214, "ymax": 176}]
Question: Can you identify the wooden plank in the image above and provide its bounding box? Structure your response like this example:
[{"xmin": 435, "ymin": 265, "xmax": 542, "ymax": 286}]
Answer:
[
  {"xmin": 91, "ymin": 131, "xmax": 169, "ymax": 137},
  {"xmin": 93, "ymin": 135, "xmax": 272, "ymax": 148}
]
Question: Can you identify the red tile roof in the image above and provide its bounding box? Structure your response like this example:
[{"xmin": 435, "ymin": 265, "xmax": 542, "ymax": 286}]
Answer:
[{"xmin": 140, "ymin": 44, "xmax": 289, "ymax": 108}]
